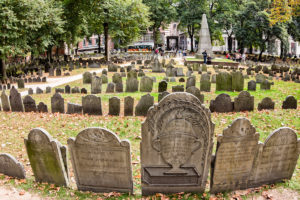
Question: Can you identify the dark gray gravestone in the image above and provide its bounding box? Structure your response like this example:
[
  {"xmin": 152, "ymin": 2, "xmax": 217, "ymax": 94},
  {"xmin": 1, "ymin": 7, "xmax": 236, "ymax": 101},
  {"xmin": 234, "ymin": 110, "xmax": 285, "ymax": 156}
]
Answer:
[
  {"xmin": 247, "ymin": 80, "xmax": 256, "ymax": 91},
  {"xmin": 126, "ymin": 70, "xmax": 139, "ymax": 92},
  {"xmin": 106, "ymin": 82, "xmax": 115, "ymax": 93},
  {"xmin": 71, "ymin": 87, "xmax": 80, "ymax": 94},
  {"xmin": 112, "ymin": 73, "xmax": 122, "ymax": 84},
  {"xmin": 17, "ymin": 79, "xmax": 25, "ymax": 89},
  {"xmin": 83, "ymin": 72, "xmax": 92, "ymax": 84},
  {"xmin": 67, "ymin": 103, "xmax": 82, "ymax": 114},
  {"xmin": 260, "ymin": 80, "xmax": 271, "ymax": 90},
  {"xmin": 258, "ymin": 97, "xmax": 275, "ymax": 111},
  {"xmin": 172, "ymin": 85, "xmax": 184, "ymax": 92},
  {"xmin": 55, "ymin": 88, "xmax": 64, "ymax": 94},
  {"xmin": 9, "ymin": 87, "xmax": 24, "ymax": 112},
  {"xmin": 255, "ymin": 74, "xmax": 266, "ymax": 83},
  {"xmin": 234, "ymin": 91, "xmax": 254, "ymax": 112},
  {"xmin": 115, "ymin": 82, "xmax": 123, "ymax": 93},
  {"xmin": 135, "ymin": 94, "xmax": 154, "ymax": 116},
  {"xmin": 81, "ymin": 88, "xmax": 87, "ymax": 94},
  {"xmin": 36, "ymin": 87, "xmax": 43, "ymax": 94},
  {"xmin": 49, "ymin": 68, "xmax": 55, "ymax": 76},
  {"xmin": 140, "ymin": 76, "xmax": 153, "ymax": 92},
  {"xmin": 211, "ymin": 118, "xmax": 259, "ymax": 193},
  {"xmin": 82, "ymin": 95, "xmax": 102, "ymax": 115},
  {"xmin": 158, "ymin": 91, "xmax": 170, "ymax": 102},
  {"xmin": 108, "ymin": 64, "xmax": 118, "ymax": 72},
  {"xmin": 46, "ymin": 87, "xmax": 51, "ymax": 94},
  {"xmin": 0, "ymin": 153, "xmax": 25, "ymax": 179},
  {"xmin": 200, "ymin": 73, "xmax": 211, "ymax": 92},
  {"xmin": 1, "ymin": 91, "xmax": 10, "ymax": 111},
  {"xmin": 91, "ymin": 76, "xmax": 102, "ymax": 94},
  {"xmin": 23, "ymin": 95, "xmax": 37, "ymax": 112},
  {"xmin": 158, "ymin": 81, "xmax": 167, "ymax": 93},
  {"xmin": 68, "ymin": 128, "xmax": 133, "ymax": 193},
  {"xmin": 186, "ymin": 86, "xmax": 204, "ymax": 103},
  {"xmin": 282, "ymin": 95, "xmax": 297, "ymax": 109},
  {"xmin": 42, "ymin": 77, "xmax": 47, "ymax": 82},
  {"xmin": 210, "ymin": 93, "xmax": 234, "ymax": 113},
  {"xmin": 51, "ymin": 93, "xmax": 64, "ymax": 113},
  {"xmin": 124, "ymin": 96, "xmax": 134, "ymax": 116},
  {"xmin": 28, "ymin": 88, "xmax": 33, "ymax": 95},
  {"xmin": 216, "ymin": 72, "xmax": 232, "ymax": 91},
  {"xmin": 101, "ymin": 74, "xmax": 108, "ymax": 84},
  {"xmin": 37, "ymin": 102, "xmax": 48, "ymax": 113},
  {"xmin": 65, "ymin": 85, "xmax": 71, "ymax": 94},
  {"xmin": 109, "ymin": 97, "xmax": 120, "ymax": 116},
  {"xmin": 232, "ymin": 71, "xmax": 244, "ymax": 91},
  {"xmin": 25, "ymin": 128, "xmax": 69, "ymax": 186},
  {"xmin": 56, "ymin": 68, "xmax": 61, "ymax": 76},
  {"xmin": 186, "ymin": 76, "xmax": 196, "ymax": 89},
  {"xmin": 249, "ymin": 128, "xmax": 299, "ymax": 188},
  {"xmin": 141, "ymin": 92, "xmax": 214, "ymax": 195}
]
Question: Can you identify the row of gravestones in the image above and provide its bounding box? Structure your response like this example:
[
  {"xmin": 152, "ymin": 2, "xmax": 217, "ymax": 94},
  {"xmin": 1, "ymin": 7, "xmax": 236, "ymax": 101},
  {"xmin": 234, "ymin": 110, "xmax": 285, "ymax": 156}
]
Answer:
[
  {"xmin": 210, "ymin": 91, "xmax": 297, "ymax": 113},
  {"xmin": 0, "ymin": 93, "xmax": 298, "ymax": 195},
  {"xmin": 16, "ymin": 77, "xmax": 47, "ymax": 89}
]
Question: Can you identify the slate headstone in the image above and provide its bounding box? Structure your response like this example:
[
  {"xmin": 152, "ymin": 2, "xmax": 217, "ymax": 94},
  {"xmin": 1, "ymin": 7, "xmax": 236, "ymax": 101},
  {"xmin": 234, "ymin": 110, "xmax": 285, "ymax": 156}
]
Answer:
[
  {"xmin": 234, "ymin": 91, "xmax": 254, "ymax": 112},
  {"xmin": 23, "ymin": 95, "xmax": 37, "ymax": 112},
  {"xmin": 51, "ymin": 93, "xmax": 64, "ymax": 113},
  {"xmin": 109, "ymin": 97, "xmax": 120, "ymax": 116},
  {"xmin": 37, "ymin": 102, "xmax": 48, "ymax": 113},
  {"xmin": 258, "ymin": 97, "xmax": 275, "ymax": 111},
  {"xmin": 124, "ymin": 96, "xmax": 134, "ymax": 116},
  {"xmin": 9, "ymin": 87, "xmax": 24, "ymax": 112},
  {"xmin": 158, "ymin": 80, "xmax": 168, "ymax": 93},
  {"xmin": 247, "ymin": 80, "xmax": 256, "ymax": 91},
  {"xmin": 0, "ymin": 153, "xmax": 25, "ymax": 179},
  {"xmin": 135, "ymin": 94, "xmax": 154, "ymax": 116},
  {"xmin": 200, "ymin": 73, "xmax": 211, "ymax": 92},
  {"xmin": 1, "ymin": 91, "xmax": 10, "ymax": 112},
  {"xmin": 282, "ymin": 96, "xmax": 297, "ymax": 109},
  {"xmin": 210, "ymin": 93, "xmax": 233, "ymax": 113},
  {"xmin": 91, "ymin": 76, "xmax": 102, "ymax": 94},
  {"xmin": 82, "ymin": 95, "xmax": 102, "ymax": 115},
  {"xmin": 67, "ymin": 103, "xmax": 82, "ymax": 114},
  {"xmin": 140, "ymin": 76, "xmax": 153, "ymax": 92},
  {"xmin": 186, "ymin": 86, "xmax": 204, "ymax": 103}
]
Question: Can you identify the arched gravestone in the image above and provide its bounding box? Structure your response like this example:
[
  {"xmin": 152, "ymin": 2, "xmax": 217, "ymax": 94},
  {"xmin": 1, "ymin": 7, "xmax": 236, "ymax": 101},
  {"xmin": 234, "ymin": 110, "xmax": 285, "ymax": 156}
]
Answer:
[
  {"xmin": 9, "ymin": 87, "xmax": 24, "ymax": 112},
  {"xmin": 258, "ymin": 97, "xmax": 275, "ymax": 111},
  {"xmin": 233, "ymin": 91, "xmax": 254, "ymax": 112},
  {"xmin": 0, "ymin": 153, "xmax": 26, "ymax": 179},
  {"xmin": 82, "ymin": 95, "xmax": 102, "ymax": 115},
  {"xmin": 68, "ymin": 128, "xmax": 133, "ymax": 193},
  {"xmin": 209, "ymin": 93, "xmax": 234, "ymax": 113},
  {"xmin": 210, "ymin": 118, "xmax": 259, "ymax": 193},
  {"xmin": 24, "ymin": 128, "xmax": 69, "ymax": 186},
  {"xmin": 249, "ymin": 128, "xmax": 300, "ymax": 187},
  {"xmin": 141, "ymin": 92, "xmax": 214, "ymax": 195}
]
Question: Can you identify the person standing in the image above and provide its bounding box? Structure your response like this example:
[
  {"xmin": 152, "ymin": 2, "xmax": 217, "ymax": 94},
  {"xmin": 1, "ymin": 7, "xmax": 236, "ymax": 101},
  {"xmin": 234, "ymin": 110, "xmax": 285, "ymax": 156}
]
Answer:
[{"xmin": 202, "ymin": 50, "xmax": 207, "ymax": 64}]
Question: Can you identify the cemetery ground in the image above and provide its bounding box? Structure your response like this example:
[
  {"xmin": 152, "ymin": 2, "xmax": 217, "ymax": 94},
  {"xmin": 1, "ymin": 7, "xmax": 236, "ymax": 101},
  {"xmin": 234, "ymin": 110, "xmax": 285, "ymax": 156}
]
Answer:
[{"xmin": 0, "ymin": 64, "xmax": 299, "ymax": 199}]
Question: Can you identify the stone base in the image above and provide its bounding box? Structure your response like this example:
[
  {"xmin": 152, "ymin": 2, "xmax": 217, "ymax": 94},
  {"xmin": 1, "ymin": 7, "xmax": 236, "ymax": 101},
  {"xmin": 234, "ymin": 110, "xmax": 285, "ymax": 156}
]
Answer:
[{"xmin": 142, "ymin": 185, "xmax": 204, "ymax": 196}]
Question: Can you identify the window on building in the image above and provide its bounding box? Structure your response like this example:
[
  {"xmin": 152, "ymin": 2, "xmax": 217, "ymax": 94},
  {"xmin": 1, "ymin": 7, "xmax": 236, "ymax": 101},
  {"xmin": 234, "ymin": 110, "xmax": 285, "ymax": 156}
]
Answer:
[
  {"xmin": 96, "ymin": 38, "xmax": 99, "ymax": 45},
  {"xmin": 88, "ymin": 39, "xmax": 92, "ymax": 46},
  {"xmin": 83, "ymin": 39, "xmax": 86, "ymax": 46}
]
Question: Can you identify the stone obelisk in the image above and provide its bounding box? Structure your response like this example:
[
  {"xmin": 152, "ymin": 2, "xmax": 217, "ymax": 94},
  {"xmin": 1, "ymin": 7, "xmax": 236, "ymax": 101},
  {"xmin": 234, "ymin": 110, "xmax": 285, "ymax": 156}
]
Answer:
[{"xmin": 196, "ymin": 14, "xmax": 214, "ymax": 59}]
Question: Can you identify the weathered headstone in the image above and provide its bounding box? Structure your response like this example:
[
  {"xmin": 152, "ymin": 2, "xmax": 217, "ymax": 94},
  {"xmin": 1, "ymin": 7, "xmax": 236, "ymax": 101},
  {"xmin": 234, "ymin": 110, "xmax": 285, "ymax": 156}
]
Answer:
[
  {"xmin": 83, "ymin": 72, "xmax": 92, "ymax": 84},
  {"xmin": 247, "ymin": 80, "xmax": 256, "ymax": 91},
  {"xmin": 258, "ymin": 97, "xmax": 275, "ymax": 111},
  {"xmin": 112, "ymin": 73, "xmax": 122, "ymax": 84},
  {"xmin": 1, "ymin": 91, "xmax": 10, "ymax": 111},
  {"xmin": 109, "ymin": 97, "xmax": 120, "ymax": 116},
  {"xmin": 9, "ymin": 87, "xmax": 24, "ymax": 112},
  {"xmin": 124, "ymin": 96, "xmax": 134, "ymax": 116},
  {"xmin": 172, "ymin": 85, "xmax": 184, "ymax": 92},
  {"xmin": 260, "ymin": 80, "xmax": 272, "ymax": 90},
  {"xmin": 25, "ymin": 128, "xmax": 69, "ymax": 186},
  {"xmin": 232, "ymin": 71, "xmax": 244, "ymax": 91},
  {"xmin": 36, "ymin": 87, "xmax": 43, "ymax": 94},
  {"xmin": 200, "ymin": 73, "xmax": 211, "ymax": 92},
  {"xmin": 234, "ymin": 91, "xmax": 254, "ymax": 112},
  {"xmin": 81, "ymin": 88, "xmax": 87, "ymax": 94},
  {"xmin": 135, "ymin": 94, "xmax": 154, "ymax": 116},
  {"xmin": 101, "ymin": 74, "xmax": 108, "ymax": 84},
  {"xmin": 68, "ymin": 128, "xmax": 133, "ymax": 193},
  {"xmin": 56, "ymin": 68, "xmax": 61, "ymax": 76},
  {"xmin": 282, "ymin": 95, "xmax": 297, "ymax": 109},
  {"xmin": 115, "ymin": 82, "xmax": 123, "ymax": 93},
  {"xmin": 158, "ymin": 80, "xmax": 167, "ymax": 93},
  {"xmin": 216, "ymin": 72, "xmax": 232, "ymax": 91},
  {"xmin": 17, "ymin": 79, "xmax": 25, "ymax": 89},
  {"xmin": 37, "ymin": 102, "xmax": 48, "ymax": 113},
  {"xmin": 106, "ymin": 82, "xmax": 115, "ymax": 93},
  {"xmin": 141, "ymin": 92, "xmax": 214, "ymax": 195},
  {"xmin": 51, "ymin": 93, "xmax": 64, "ymax": 113},
  {"xmin": 82, "ymin": 95, "xmax": 102, "ymax": 115},
  {"xmin": 186, "ymin": 76, "xmax": 196, "ymax": 89},
  {"xmin": 158, "ymin": 91, "xmax": 170, "ymax": 102},
  {"xmin": 28, "ymin": 88, "xmax": 33, "ymax": 95},
  {"xmin": 91, "ymin": 76, "xmax": 102, "ymax": 94},
  {"xmin": 23, "ymin": 95, "xmax": 37, "ymax": 112},
  {"xmin": 126, "ymin": 70, "xmax": 139, "ymax": 92},
  {"xmin": 186, "ymin": 86, "xmax": 204, "ymax": 103},
  {"xmin": 210, "ymin": 93, "xmax": 234, "ymax": 113},
  {"xmin": 255, "ymin": 74, "xmax": 266, "ymax": 83},
  {"xmin": 140, "ymin": 76, "xmax": 153, "ymax": 92},
  {"xmin": 0, "ymin": 153, "xmax": 25, "ymax": 179},
  {"xmin": 67, "ymin": 103, "xmax": 82, "ymax": 114},
  {"xmin": 65, "ymin": 85, "xmax": 71, "ymax": 94},
  {"xmin": 46, "ymin": 86, "xmax": 51, "ymax": 93}
]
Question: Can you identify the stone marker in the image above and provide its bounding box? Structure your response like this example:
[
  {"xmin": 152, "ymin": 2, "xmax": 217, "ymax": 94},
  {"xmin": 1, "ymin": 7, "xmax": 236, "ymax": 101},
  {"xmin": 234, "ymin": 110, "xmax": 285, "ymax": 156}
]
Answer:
[
  {"xmin": 68, "ymin": 128, "xmax": 133, "ymax": 193},
  {"xmin": 172, "ymin": 85, "xmax": 184, "ymax": 92},
  {"xmin": 83, "ymin": 72, "xmax": 92, "ymax": 84},
  {"xmin": 65, "ymin": 85, "xmax": 71, "ymax": 94},
  {"xmin": 71, "ymin": 87, "xmax": 80, "ymax": 93},
  {"xmin": 25, "ymin": 128, "xmax": 69, "ymax": 186},
  {"xmin": 106, "ymin": 82, "xmax": 115, "ymax": 93},
  {"xmin": 211, "ymin": 118, "xmax": 259, "ymax": 193},
  {"xmin": 28, "ymin": 88, "xmax": 33, "ymax": 95},
  {"xmin": 51, "ymin": 93, "xmax": 64, "ymax": 113},
  {"xmin": 81, "ymin": 88, "xmax": 87, "ymax": 94},
  {"xmin": 255, "ymin": 74, "xmax": 266, "ymax": 83},
  {"xmin": 135, "ymin": 94, "xmax": 154, "ymax": 116},
  {"xmin": 210, "ymin": 93, "xmax": 234, "ymax": 113},
  {"xmin": 1, "ymin": 91, "xmax": 10, "ymax": 111},
  {"xmin": 0, "ymin": 153, "xmax": 26, "ymax": 179},
  {"xmin": 282, "ymin": 95, "xmax": 297, "ymax": 109},
  {"xmin": 9, "ymin": 87, "xmax": 24, "ymax": 112},
  {"xmin": 109, "ymin": 97, "xmax": 120, "ymax": 116},
  {"xmin": 49, "ymin": 68, "xmax": 54, "ymax": 76},
  {"xmin": 234, "ymin": 91, "xmax": 254, "ymax": 112},
  {"xmin": 124, "ymin": 96, "xmax": 134, "ymax": 116},
  {"xmin": 158, "ymin": 80, "xmax": 167, "ymax": 93},
  {"xmin": 36, "ymin": 87, "xmax": 43, "ymax": 94},
  {"xmin": 158, "ymin": 91, "xmax": 170, "ymax": 102},
  {"xmin": 17, "ymin": 79, "xmax": 25, "ymax": 89},
  {"xmin": 91, "ymin": 76, "xmax": 102, "ymax": 94},
  {"xmin": 37, "ymin": 102, "xmax": 48, "ymax": 113},
  {"xmin": 247, "ymin": 80, "xmax": 256, "ymax": 91},
  {"xmin": 186, "ymin": 86, "xmax": 204, "ymax": 103},
  {"xmin": 115, "ymin": 82, "xmax": 123, "ymax": 93},
  {"xmin": 200, "ymin": 73, "xmax": 211, "ymax": 92},
  {"xmin": 231, "ymin": 71, "xmax": 244, "ymax": 91},
  {"xmin": 101, "ymin": 74, "xmax": 108, "ymax": 84},
  {"xmin": 23, "ymin": 95, "xmax": 37, "ymax": 112},
  {"xmin": 126, "ymin": 70, "xmax": 139, "ymax": 92},
  {"xmin": 56, "ymin": 68, "xmax": 61, "ymax": 76},
  {"xmin": 82, "ymin": 95, "xmax": 102, "ymax": 115},
  {"xmin": 186, "ymin": 76, "xmax": 196, "ymax": 89},
  {"xmin": 67, "ymin": 103, "xmax": 82, "ymax": 114},
  {"xmin": 112, "ymin": 73, "xmax": 122, "ymax": 84},
  {"xmin": 216, "ymin": 72, "xmax": 232, "ymax": 91},
  {"xmin": 260, "ymin": 80, "xmax": 271, "ymax": 90},
  {"xmin": 46, "ymin": 86, "xmax": 51, "ymax": 93},
  {"xmin": 55, "ymin": 88, "xmax": 64, "ymax": 94},
  {"xmin": 140, "ymin": 76, "xmax": 153, "ymax": 92},
  {"xmin": 141, "ymin": 92, "xmax": 214, "ymax": 195},
  {"xmin": 258, "ymin": 97, "xmax": 275, "ymax": 111}
]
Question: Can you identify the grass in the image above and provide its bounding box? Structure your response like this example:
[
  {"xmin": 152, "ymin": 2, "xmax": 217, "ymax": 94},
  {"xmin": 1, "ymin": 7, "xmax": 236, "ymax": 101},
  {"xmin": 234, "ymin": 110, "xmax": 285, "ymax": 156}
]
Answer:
[{"xmin": 0, "ymin": 64, "xmax": 299, "ymax": 199}]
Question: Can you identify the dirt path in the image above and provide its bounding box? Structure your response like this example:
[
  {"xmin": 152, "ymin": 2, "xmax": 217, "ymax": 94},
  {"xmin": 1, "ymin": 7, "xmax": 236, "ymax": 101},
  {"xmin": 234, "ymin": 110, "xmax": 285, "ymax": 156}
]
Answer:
[{"xmin": 0, "ymin": 186, "xmax": 44, "ymax": 200}]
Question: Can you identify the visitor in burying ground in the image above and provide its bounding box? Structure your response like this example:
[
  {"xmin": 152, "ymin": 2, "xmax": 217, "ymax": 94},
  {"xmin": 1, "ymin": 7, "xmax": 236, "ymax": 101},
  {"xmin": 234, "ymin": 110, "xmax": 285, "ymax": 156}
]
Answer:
[{"xmin": 202, "ymin": 50, "xmax": 207, "ymax": 64}]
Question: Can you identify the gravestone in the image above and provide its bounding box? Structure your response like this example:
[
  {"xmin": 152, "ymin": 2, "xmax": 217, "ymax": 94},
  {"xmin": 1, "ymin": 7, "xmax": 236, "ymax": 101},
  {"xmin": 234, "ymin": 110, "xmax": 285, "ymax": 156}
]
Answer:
[
  {"xmin": 28, "ymin": 88, "xmax": 33, "ymax": 95},
  {"xmin": 176, "ymin": 68, "xmax": 184, "ymax": 76},
  {"xmin": 49, "ymin": 68, "xmax": 54, "ymax": 76},
  {"xmin": 112, "ymin": 73, "xmax": 122, "ymax": 84},
  {"xmin": 258, "ymin": 97, "xmax": 275, "ymax": 111},
  {"xmin": 232, "ymin": 71, "xmax": 244, "ymax": 91},
  {"xmin": 234, "ymin": 91, "xmax": 254, "ymax": 112},
  {"xmin": 108, "ymin": 64, "xmax": 118, "ymax": 72},
  {"xmin": 211, "ymin": 118, "xmax": 259, "ymax": 193},
  {"xmin": 115, "ymin": 82, "xmax": 123, "ymax": 93},
  {"xmin": 210, "ymin": 93, "xmax": 234, "ymax": 113},
  {"xmin": 101, "ymin": 74, "xmax": 108, "ymax": 84},
  {"xmin": 71, "ymin": 87, "xmax": 80, "ymax": 93},
  {"xmin": 247, "ymin": 80, "xmax": 256, "ymax": 91},
  {"xmin": 260, "ymin": 80, "xmax": 271, "ymax": 90},
  {"xmin": 83, "ymin": 72, "xmax": 92, "ymax": 84},
  {"xmin": 25, "ymin": 128, "xmax": 69, "ymax": 186},
  {"xmin": 81, "ymin": 88, "xmax": 87, "ymax": 94},
  {"xmin": 56, "ymin": 68, "xmax": 61, "ymax": 76},
  {"xmin": 186, "ymin": 76, "xmax": 196, "ymax": 89},
  {"xmin": 91, "ymin": 76, "xmax": 102, "ymax": 94},
  {"xmin": 106, "ymin": 82, "xmax": 115, "ymax": 93},
  {"xmin": 186, "ymin": 86, "xmax": 204, "ymax": 103},
  {"xmin": 82, "ymin": 95, "xmax": 102, "ymax": 115},
  {"xmin": 109, "ymin": 97, "xmax": 120, "ymax": 116},
  {"xmin": 68, "ymin": 128, "xmax": 133, "ymax": 193},
  {"xmin": 51, "ymin": 93, "xmax": 64, "ymax": 113},
  {"xmin": 55, "ymin": 88, "xmax": 64, "ymax": 93},
  {"xmin": 169, "ymin": 77, "xmax": 176, "ymax": 82},
  {"xmin": 216, "ymin": 72, "xmax": 232, "ymax": 91},
  {"xmin": 158, "ymin": 81, "xmax": 167, "ymax": 93},
  {"xmin": 141, "ymin": 92, "xmax": 214, "ymax": 195},
  {"xmin": 67, "ymin": 103, "xmax": 82, "ymax": 114},
  {"xmin": 42, "ymin": 77, "xmax": 46, "ymax": 82},
  {"xmin": 46, "ymin": 87, "xmax": 51, "ymax": 93},
  {"xmin": 0, "ymin": 153, "xmax": 25, "ymax": 179},
  {"xmin": 37, "ymin": 102, "xmax": 48, "ymax": 113},
  {"xmin": 1, "ymin": 91, "xmax": 10, "ymax": 111},
  {"xmin": 211, "ymin": 74, "xmax": 216, "ymax": 83},
  {"xmin": 255, "ymin": 74, "xmax": 266, "ymax": 83},
  {"xmin": 140, "ymin": 76, "xmax": 153, "ymax": 92},
  {"xmin": 23, "ymin": 95, "xmax": 37, "ymax": 112},
  {"xmin": 124, "ymin": 96, "xmax": 134, "ymax": 116},
  {"xmin": 17, "ymin": 79, "xmax": 25, "ymax": 89},
  {"xmin": 158, "ymin": 91, "xmax": 170, "ymax": 102},
  {"xmin": 152, "ymin": 57, "xmax": 163, "ymax": 72},
  {"xmin": 200, "ymin": 73, "xmax": 211, "ymax": 92},
  {"xmin": 102, "ymin": 69, "xmax": 107, "ymax": 75},
  {"xmin": 126, "ymin": 70, "xmax": 139, "ymax": 92},
  {"xmin": 172, "ymin": 85, "xmax": 184, "ymax": 92},
  {"xmin": 9, "ymin": 87, "xmax": 24, "ymax": 112},
  {"xmin": 36, "ymin": 87, "xmax": 43, "ymax": 94},
  {"xmin": 135, "ymin": 94, "xmax": 154, "ymax": 116},
  {"xmin": 282, "ymin": 96, "xmax": 297, "ymax": 109},
  {"xmin": 65, "ymin": 85, "xmax": 71, "ymax": 94},
  {"xmin": 179, "ymin": 78, "xmax": 185, "ymax": 82}
]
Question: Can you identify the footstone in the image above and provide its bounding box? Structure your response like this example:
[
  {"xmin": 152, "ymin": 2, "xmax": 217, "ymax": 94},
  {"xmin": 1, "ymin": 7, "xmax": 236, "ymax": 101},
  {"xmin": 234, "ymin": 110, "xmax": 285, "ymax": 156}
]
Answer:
[
  {"xmin": 23, "ymin": 95, "xmax": 37, "ymax": 112},
  {"xmin": 0, "ymin": 153, "xmax": 25, "ymax": 179},
  {"xmin": 247, "ymin": 80, "xmax": 256, "ymax": 91},
  {"xmin": 83, "ymin": 72, "xmax": 92, "ymax": 84},
  {"xmin": 82, "ymin": 95, "xmax": 102, "ymax": 115},
  {"xmin": 25, "ymin": 128, "xmax": 69, "ymax": 186},
  {"xmin": 141, "ymin": 92, "xmax": 214, "ymax": 195},
  {"xmin": 186, "ymin": 86, "xmax": 204, "ymax": 103},
  {"xmin": 109, "ymin": 97, "xmax": 120, "ymax": 116},
  {"xmin": 124, "ymin": 96, "xmax": 134, "ymax": 116},
  {"xmin": 106, "ymin": 82, "xmax": 115, "ymax": 93},
  {"xmin": 234, "ymin": 91, "xmax": 254, "ymax": 112},
  {"xmin": 200, "ymin": 73, "xmax": 211, "ymax": 92},
  {"xmin": 9, "ymin": 87, "xmax": 24, "ymax": 112},
  {"xmin": 210, "ymin": 93, "xmax": 233, "ymax": 113},
  {"xmin": 135, "ymin": 94, "xmax": 154, "ymax": 116},
  {"xmin": 68, "ymin": 128, "xmax": 133, "ymax": 193},
  {"xmin": 158, "ymin": 81, "xmax": 167, "ymax": 93},
  {"xmin": 37, "ymin": 102, "xmax": 48, "ymax": 113},
  {"xmin": 67, "ymin": 103, "xmax": 82, "ymax": 114},
  {"xmin": 1, "ymin": 91, "xmax": 10, "ymax": 111},
  {"xmin": 258, "ymin": 97, "xmax": 275, "ymax": 111},
  {"xmin": 51, "ymin": 93, "xmax": 64, "ymax": 113},
  {"xmin": 282, "ymin": 96, "xmax": 297, "ymax": 109},
  {"xmin": 91, "ymin": 76, "xmax": 102, "ymax": 94},
  {"xmin": 140, "ymin": 76, "xmax": 153, "ymax": 92}
]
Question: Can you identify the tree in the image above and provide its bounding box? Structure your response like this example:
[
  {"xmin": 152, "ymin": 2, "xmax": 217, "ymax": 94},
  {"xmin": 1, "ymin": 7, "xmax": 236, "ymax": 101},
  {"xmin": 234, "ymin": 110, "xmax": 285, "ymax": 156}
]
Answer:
[
  {"xmin": 143, "ymin": 0, "xmax": 177, "ymax": 48},
  {"xmin": 269, "ymin": 0, "xmax": 300, "ymax": 25}
]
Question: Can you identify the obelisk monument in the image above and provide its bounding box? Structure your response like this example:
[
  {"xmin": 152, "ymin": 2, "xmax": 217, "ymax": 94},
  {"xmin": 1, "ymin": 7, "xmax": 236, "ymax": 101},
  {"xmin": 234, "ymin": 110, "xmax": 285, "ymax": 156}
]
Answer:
[{"xmin": 196, "ymin": 14, "xmax": 214, "ymax": 58}]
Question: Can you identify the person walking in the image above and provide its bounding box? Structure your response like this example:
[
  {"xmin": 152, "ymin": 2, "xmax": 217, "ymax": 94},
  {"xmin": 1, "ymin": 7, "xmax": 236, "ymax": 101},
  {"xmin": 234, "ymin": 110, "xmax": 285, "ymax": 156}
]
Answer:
[{"xmin": 202, "ymin": 50, "xmax": 208, "ymax": 64}]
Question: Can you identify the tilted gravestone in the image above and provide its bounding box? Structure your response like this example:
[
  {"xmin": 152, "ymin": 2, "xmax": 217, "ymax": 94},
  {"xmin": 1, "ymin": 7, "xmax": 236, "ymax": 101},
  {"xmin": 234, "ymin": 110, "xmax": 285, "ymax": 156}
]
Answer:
[
  {"xmin": 158, "ymin": 91, "xmax": 170, "ymax": 102},
  {"xmin": 37, "ymin": 102, "xmax": 48, "ymax": 113},
  {"xmin": 141, "ymin": 93, "xmax": 214, "ymax": 195},
  {"xmin": 282, "ymin": 95, "xmax": 297, "ymax": 109},
  {"xmin": 51, "ymin": 93, "xmax": 64, "ymax": 113},
  {"xmin": 25, "ymin": 128, "xmax": 69, "ymax": 186},
  {"xmin": 231, "ymin": 71, "xmax": 244, "ymax": 91},
  {"xmin": 1, "ymin": 90, "xmax": 10, "ymax": 112},
  {"xmin": 68, "ymin": 128, "xmax": 133, "ymax": 193},
  {"xmin": 258, "ymin": 97, "xmax": 275, "ymax": 111},
  {"xmin": 91, "ymin": 76, "xmax": 102, "ymax": 94},
  {"xmin": 200, "ymin": 73, "xmax": 211, "ymax": 92},
  {"xmin": 216, "ymin": 72, "xmax": 232, "ymax": 91},
  {"xmin": 210, "ymin": 93, "xmax": 234, "ymax": 113},
  {"xmin": 158, "ymin": 81, "xmax": 167, "ymax": 93},
  {"xmin": 234, "ymin": 91, "xmax": 254, "ymax": 112},
  {"xmin": 83, "ymin": 72, "xmax": 92, "ymax": 84},
  {"xmin": 82, "ymin": 95, "xmax": 102, "ymax": 115},
  {"xmin": 211, "ymin": 118, "xmax": 259, "ymax": 193},
  {"xmin": 140, "ymin": 76, "xmax": 153, "ymax": 92},
  {"xmin": 23, "ymin": 95, "xmax": 37, "ymax": 112},
  {"xmin": 67, "ymin": 103, "xmax": 82, "ymax": 114},
  {"xmin": 124, "ymin": 96, "xmax": 134, "ymax": 116},
  {"xmin": 0, "ymin": 153, "xmax": 26, "ymax": 179},
  {"xmin": 247, "ymin": 80, "xmax": 256, "ymax": 91},
  {"xmin": 135, "ymin": 94, "xmax": 154, "ymax": 116},
  {"xmin": 106, "ymin": 82, "xmax": 115, "ymax": 93},
  {"xmin": 186, "ymin": 86, "xmax": 204, "ymax": 103},
  {"xmin": 9, "ymin": 87, "xmax": 24, "ymax": 112},
  {"xmin": 186, "ymin": 76, "xmax": 196, "ymax": 89},
  {"xmin": 109, "ymin": 97, "xmax": 120, "ymax": 116}
]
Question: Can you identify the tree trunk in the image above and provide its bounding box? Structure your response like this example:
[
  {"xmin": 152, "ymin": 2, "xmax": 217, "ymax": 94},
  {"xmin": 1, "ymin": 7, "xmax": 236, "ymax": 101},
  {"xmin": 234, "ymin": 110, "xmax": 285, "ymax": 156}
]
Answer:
[
  {"xmin": 153, "ymin": 27, "xmax": 157, "ymax": 49},
  {"xmin": 228, "ymin": 36, "xmax": 233, "ymax": 53},
  {"xmin": 104, "ymin": 22, "xmax": 110, "ymax": 61},
  {"xmin": 190, "ymin": 34, "xmax": 194, "ymax": 52},
  {"xmin": 0, "ymin": 57, "xmax": 7, "ymax": 81},
  {"xmin": 47, "ymin": 45, "xmax": 53, "ymax": 63},
  {"xmin": 249, "ymin": 45, "xmax": 253, "ymax": 54},
  {"xmin": 75, "ymin": 42, "xmax": 79, "ymax": 56},
  {"xmin": 98, "ymin": 34, "xmax": 101, "ymax": 53},
  {"xmin": 259, "ymin": 46, "xmax": 265, "ymax": 61}
]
